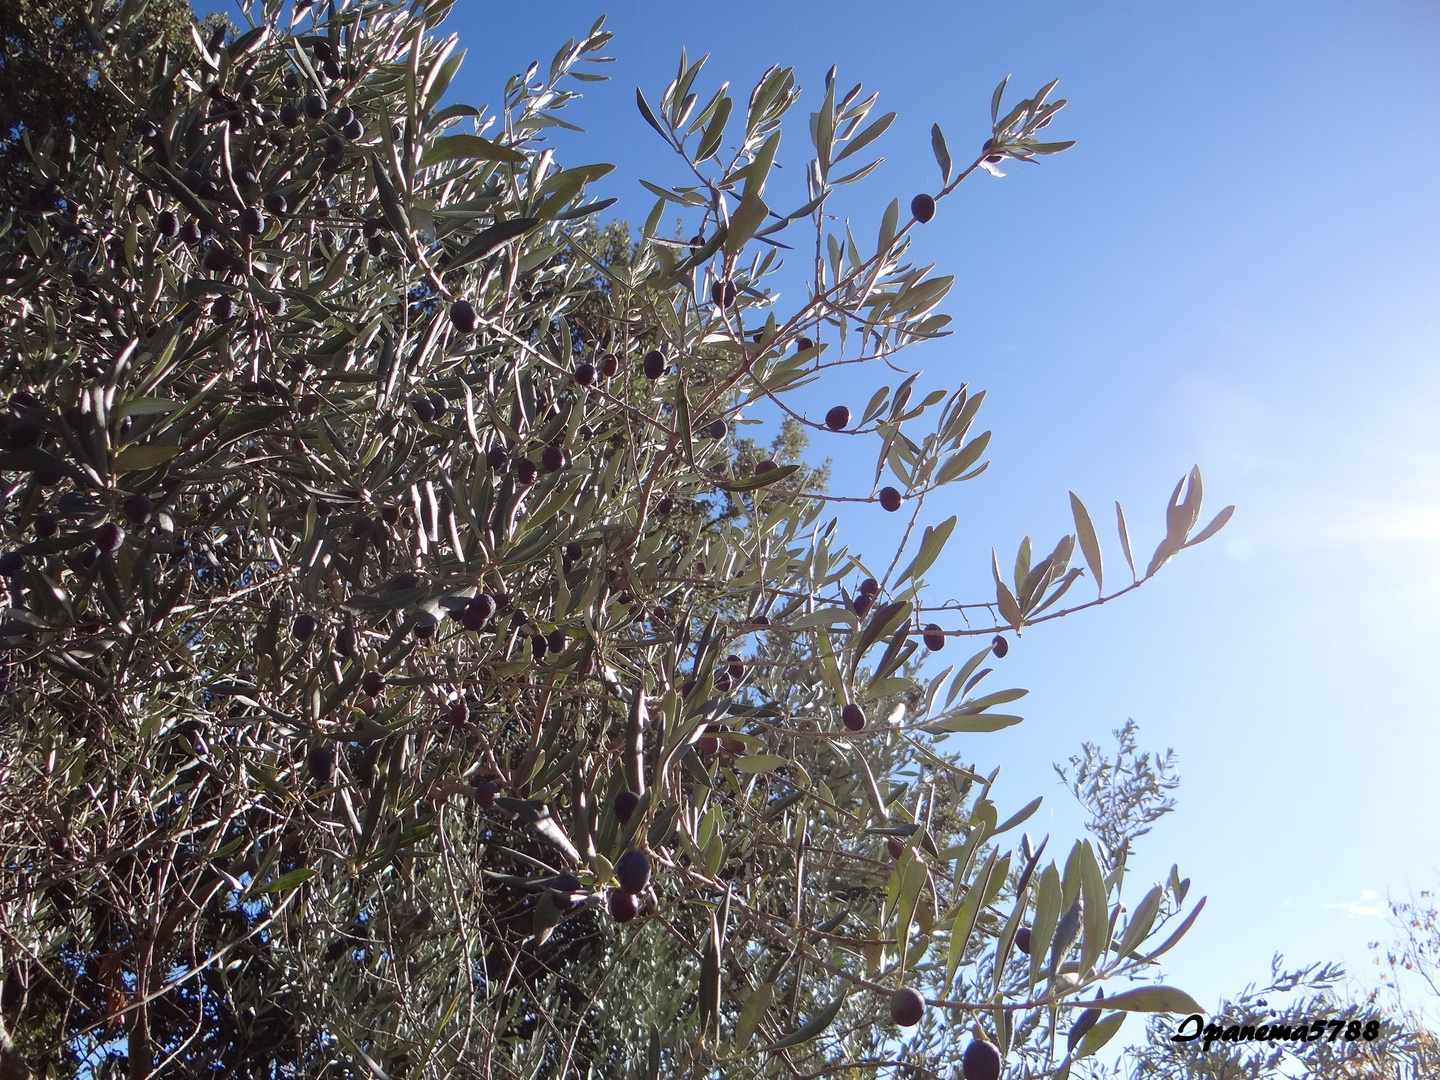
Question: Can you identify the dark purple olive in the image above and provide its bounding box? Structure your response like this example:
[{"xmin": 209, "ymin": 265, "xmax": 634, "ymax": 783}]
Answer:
[
  {"xmin": 279, "ymin": 103, "xmax": 301, "ymax": 128},
  {"xmin": 474, "ymin": 780, "xmax": 498, "ymax": 808},
  {"xmin": 962, "ymin": 1038, "xmax": 1002, "ymax": 1080},
  {"xmin": 211, "ymin": 296, "xmax": 235, "ymax": 322},
  {"xmin": 239, "ymin": 207, "xmax": 265, "ymax": 235},
  {"xmin": 445, "ymin": 699, "xmax": 470, "ymax": 726},
  {"xmin": 203, "ymin": 247, "xmax": 234, "ymax": 273},
  {"xmin": 879, "ymin": 487, "xmax": 902, "ymax": 512},
  {"xmin": 121, "ymin": 494, "xmax": 153, "ymax": 525},
  {"xmin": 541, "ymin": 445, "xmax": 566, "ymax": 473},
  {"xmin": 923, "ymin": 624, "xmax": 945, "ymax": 651},
  {"xmin": 342, "ymin": 119, "xmax": 364, "ymax": 141},
  {"xmin": 233, "ymin": 165, "xmax": 256, "ymax": 190},
  {"xmin": 655, "ymin": 497, "xmax": 673, "ymax": 516},
  {"xmin": 755, "ymin": 460, "xmax": 777, "ymax": 476},
  {"xmin": 992, "ymin": 634, "xmax": 1008, "ymax": 658},
  {"xmin": 413, "ymin": 619, "xmax": 435, "ymax": 640},
  {"xmin": 853, "ymin": 593, "xmax": 874, "ymax": 617},
  {"xmin": 887, "ymin": 836, "xmax": 905, "ymax": 859},
  {"xmin": 156, "ymin": 210, "xmax": 179, "ymax": 237},
  {"xmin": 859, "ymin": 578, "xmax": 880, "ymax": 596},
  {"xmin": 515, "ymin": 459, "xmax": 538, "ymax": 485},
  {"xmin": 615, "ymin": 850, "xmax": 651, "ymax": 894},
  {"xmin": 362, "ymin": 218, "xmax": 386, "ymax": 239},
  {"xmin": 825, "ymin": 405, "xmax": 850, "ymax": 431},
  {"xmin": 450, "ymin": 299, "xmax": 477, "ymax": 333},
  {"xmin": 688, "ymin": 233, "xmax": 705, "ymax": 249},
  {"xmin": 96, "ymin": 522, "xmax": 125, "ymax": 552},
  {"xmin": 1014, "ymin": 927, "xmax": 1031, "ymax": 955},
  {"xmin": 546, "ymin": 629, "xmax": 566, "ymax": 654},
  {"xmin": 891, "ymin": 987, "xmax": 924, "ymax": 1027},
  {"xmin": 0, "ymin": 552, "xmax": 23, "ymax": 577},
  {"xmin": 298, "ymin": 393, "xmax": 320, "ymax": 416},
  {"xmin": 725, "ymin": 655, "xmax": 744, "ymax": 680},
  {"xmin": 600, "ymin": 354, "xmax": 620, "ymax": 378},
  {"xmin": 710, "ymin": 279, "xmax": 736, "ymax": 308},
  {"xmin": 796, "ymin": 336, "xmax": 815, "ymax": 351},
  {"xmin": 336, "ymin": 626, "xmax": 356, "ymax": 657},
  {"xmin": 911, "ymin": 193, "xmax": 936, "ymax": 224},
  {"xmin": 486, "ymin": 446, "xmax": 508, "ymax": 470},
  {"xmin": 573, "ymin": 362, "xmax": 595, "ymax": 386},
  {"xmin": 263, "ymin": 192, "xmax": 288, "ymax": 215},
  {"xmin": 842, "ymin": 703, "xmax": 865, "ymax": 731},
  {"xmin": 529, "ymin": 633, "xmax": 548, "ymax": 660},
  {"xmin": 367, "ymin": 235, "xmax": 383, "ymax": 256},
  {"xmin": 707, "ymin": 419, "xmax": 727, "ymax": 439},
  {"xmin": 613, "ymin": 789, "xmax": 640, "ymax": 823},
  {"xmin": 303, "ymin": 93, "xmax": 326, "ymax": 120},
  {"xmin": 179, "ymin": 220, "xmax": 202, "ymax": 244},
  {"xmin": 565, "ymin": 541, "xmax": 582, "ymax": 561},
  {"xmin": 322, "ymin": 59, "xmax": 341, "ymax": 82},
  {"xmin": 608, "ymin": 889, "xmax": 638, "ymax": 923},
  {"xmin": 643, "ymin": 350, "xmax": 666, "ymax": 379},
  {"xmin": 548, "ymin": 873, "xmax": 583, "ymax": 909},
  {"xmin": 32, "ymin": 514, "xmax": 58, "ymax": 538},
  {"xmin": 181, "ymin": 168, "xmax": 204, "ymax": 191},
  {"xmin": 411, "ymin": 395, "xmax": 436, "ymax": 423},
  {"xmin": 306, "ymin": 743, "xmax": 335, "ymax": 783},
  {"xmin": 292, "ymin": 614, "xmax": 317, "ymax": 641},
  {"xmin": 361, "ymin": 670, "xmax": 385, "ymax": 696}
]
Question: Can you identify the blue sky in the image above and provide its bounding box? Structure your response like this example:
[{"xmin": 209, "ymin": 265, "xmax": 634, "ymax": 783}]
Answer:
[{"xmin": 432, "ymin": 0, "xmax": 1440, "ymax": 1030}]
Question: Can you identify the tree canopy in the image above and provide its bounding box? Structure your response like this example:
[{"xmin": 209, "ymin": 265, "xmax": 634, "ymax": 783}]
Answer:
[{"xmin": 0, "ymin": 1, "xmax": 1236, "ymax": 1077}]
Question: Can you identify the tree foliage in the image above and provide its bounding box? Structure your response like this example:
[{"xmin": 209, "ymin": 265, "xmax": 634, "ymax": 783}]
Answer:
[{"xmin": 0, "ymin": 0, "xmax": 1232, "ymax": 1076}]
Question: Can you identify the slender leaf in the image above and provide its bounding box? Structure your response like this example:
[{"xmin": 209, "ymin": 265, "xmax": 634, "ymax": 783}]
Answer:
[{"xmin": 931, "ymin": 123, "xmax": 952, "ymax": 183}]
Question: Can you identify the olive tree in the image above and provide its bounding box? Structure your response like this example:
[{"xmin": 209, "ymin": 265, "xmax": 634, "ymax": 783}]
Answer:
[{"xmin": 0, "ymin": 0, "xmax": 1231, "ymax": 1076}]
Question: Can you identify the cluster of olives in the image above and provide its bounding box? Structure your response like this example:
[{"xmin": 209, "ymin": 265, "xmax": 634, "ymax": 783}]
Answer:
[{"xmin": 606, "ymin": 849, "xmax": 651, "ymax": 924}]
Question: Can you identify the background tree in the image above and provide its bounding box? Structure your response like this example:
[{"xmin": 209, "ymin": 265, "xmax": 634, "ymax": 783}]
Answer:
[
  {"xmin": 0, "ymin": 0, "xmax": 222, "ymax": 208},
  {"xmin": 0, "ymin": 0, "xmax": 1231, "ymax": 1076},
  {"xmin": 1052, "ymin": 727, "xmax": 1440, "ymax": 1080},
  {"xmin": 1100, "ymin": 933, "xmax": 1440, "ymax": 1079}
]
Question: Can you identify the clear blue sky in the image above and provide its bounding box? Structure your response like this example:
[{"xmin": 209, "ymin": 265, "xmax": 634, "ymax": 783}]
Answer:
[
  {"xmin": 219, "ymin": 0, "xmax": 1440, "ymax": 1048},
  {"xmin": 435, "ymin": 0, "xmax": 1440, "ymax": 1026}
]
